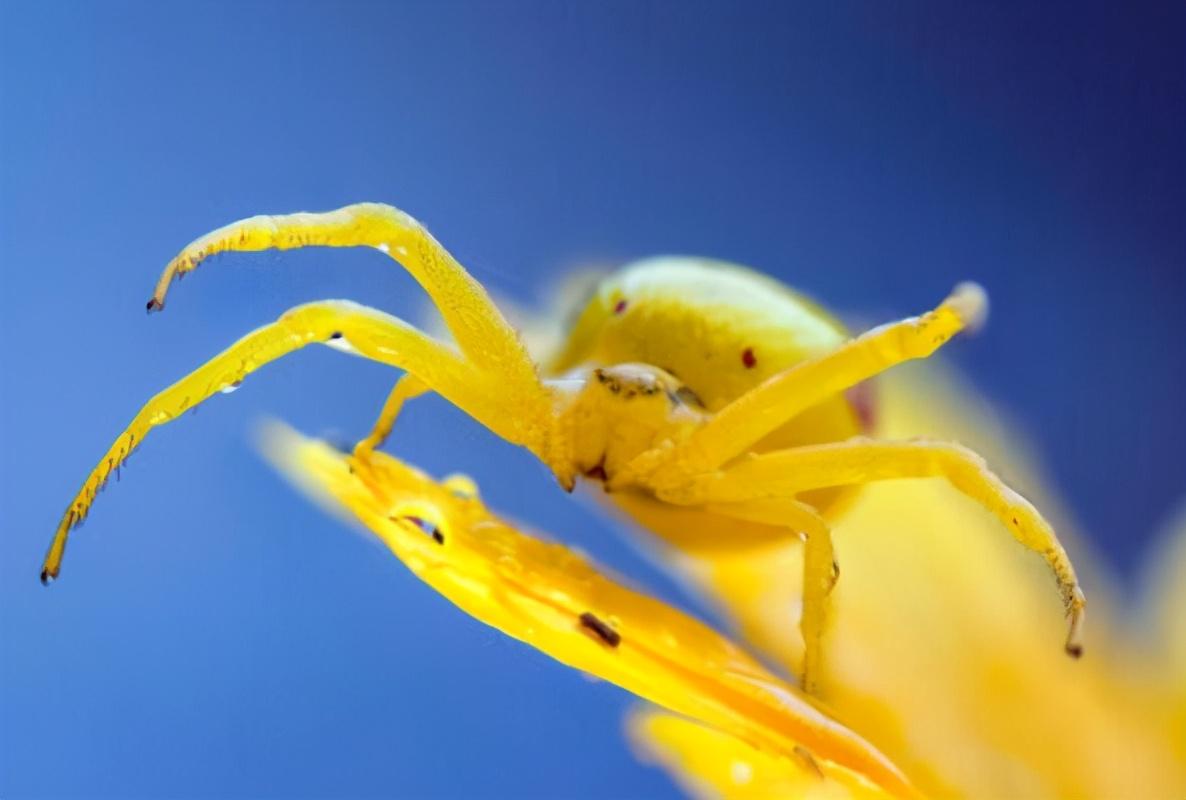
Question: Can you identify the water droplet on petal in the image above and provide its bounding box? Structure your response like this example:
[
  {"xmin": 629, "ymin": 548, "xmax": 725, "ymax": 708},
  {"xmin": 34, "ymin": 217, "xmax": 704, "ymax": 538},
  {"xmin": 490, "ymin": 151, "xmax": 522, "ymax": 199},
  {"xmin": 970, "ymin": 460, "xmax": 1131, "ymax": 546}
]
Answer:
[
  {"xmin": 730, "ymin": 761, "xmax": 753, "ymax": 785},
  {"xmin": 397, "ymin": 515, "xmax": 445, "ymax": 545}
]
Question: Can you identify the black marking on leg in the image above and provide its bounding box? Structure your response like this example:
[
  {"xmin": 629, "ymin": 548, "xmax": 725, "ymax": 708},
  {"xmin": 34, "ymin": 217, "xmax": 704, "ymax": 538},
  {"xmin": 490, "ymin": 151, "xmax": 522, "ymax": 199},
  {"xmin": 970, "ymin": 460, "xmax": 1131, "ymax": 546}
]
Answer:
[
  {"xmin": 329, "ymin": 331, "xmax": 343, "ymax": 340},
  {"xmin": 579, "ymin": 612, "xmax": 621, "ymax": 647}
]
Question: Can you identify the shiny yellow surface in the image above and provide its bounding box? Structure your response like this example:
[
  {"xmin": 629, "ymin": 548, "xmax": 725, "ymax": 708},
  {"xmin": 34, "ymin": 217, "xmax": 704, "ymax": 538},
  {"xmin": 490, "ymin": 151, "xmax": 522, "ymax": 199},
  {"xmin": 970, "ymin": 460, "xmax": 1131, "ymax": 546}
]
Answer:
[
  {"xmin": 1143, "ymin": 507, "xmax": 1186, "ymax": 767},
  {"xmin": 259, "ymin": 422, "xmax": 917, "ymax": 799},
  {"xmin": 628, "ymin": 706, "xmax": 894, "ymax": 800}
]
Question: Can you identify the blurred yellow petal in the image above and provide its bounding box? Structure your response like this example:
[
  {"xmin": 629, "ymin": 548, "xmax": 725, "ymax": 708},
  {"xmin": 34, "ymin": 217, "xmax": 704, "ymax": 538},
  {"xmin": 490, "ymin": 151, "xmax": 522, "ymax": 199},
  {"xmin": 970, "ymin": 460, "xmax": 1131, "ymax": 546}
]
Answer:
[
  {"xmin": 628, "ymin": 706, "xmax": 895, "ymax": 800},
  {"xmin": 638, "ymin": 362, "xmax": 1185, "ymax": 798},
  {"xmin": 1140, "ymin": 503, "xmax": 1186, "ymax": 763},
  {"xmin": 258, "ymin": 421, "xmax": 917, "ymax": 799}
]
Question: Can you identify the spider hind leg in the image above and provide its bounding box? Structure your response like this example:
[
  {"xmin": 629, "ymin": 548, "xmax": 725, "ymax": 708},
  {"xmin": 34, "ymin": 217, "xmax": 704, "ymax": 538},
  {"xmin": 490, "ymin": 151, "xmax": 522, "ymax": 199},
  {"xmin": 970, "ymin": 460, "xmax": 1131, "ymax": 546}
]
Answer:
[{"xmin": 662, "ymin": 439, "xmax": 1086, "ymax": 658}]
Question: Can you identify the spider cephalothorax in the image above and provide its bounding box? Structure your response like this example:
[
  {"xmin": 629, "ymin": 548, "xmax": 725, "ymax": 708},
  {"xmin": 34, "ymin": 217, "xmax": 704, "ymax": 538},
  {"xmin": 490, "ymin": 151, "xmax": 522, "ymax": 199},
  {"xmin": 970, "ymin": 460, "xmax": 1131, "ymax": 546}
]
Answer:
[
  {"xmin": 557, "ymin": 364, "xmax": 708, "ymax": 486},
  {"xmin": 43, "ymin": 202, "xmax": 1085, "ymax": 692}
]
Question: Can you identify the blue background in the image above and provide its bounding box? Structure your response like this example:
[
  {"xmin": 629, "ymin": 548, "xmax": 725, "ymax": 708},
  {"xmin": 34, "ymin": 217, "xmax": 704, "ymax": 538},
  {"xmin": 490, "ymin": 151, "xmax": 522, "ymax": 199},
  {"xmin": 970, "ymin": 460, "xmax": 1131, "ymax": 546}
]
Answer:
[{"xmin": 2, "ymin": 2, "xmax": 1182, "ymax": 797}]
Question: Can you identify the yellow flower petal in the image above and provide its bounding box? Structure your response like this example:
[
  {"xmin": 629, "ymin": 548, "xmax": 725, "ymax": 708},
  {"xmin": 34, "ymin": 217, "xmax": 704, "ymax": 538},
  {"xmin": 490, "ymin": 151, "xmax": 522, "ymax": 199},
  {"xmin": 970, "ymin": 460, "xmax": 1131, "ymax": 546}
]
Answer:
[
  {"xmin": 258, "ymin": 421, "xmax": 917, "ymax": 800},
  {"xmin": 1141, "ymin": 503, "xmax": 1186, "ymax": 762},
  {"xmin": 627, "ymin": 705, "xmax": 896, "ymax": 800}
]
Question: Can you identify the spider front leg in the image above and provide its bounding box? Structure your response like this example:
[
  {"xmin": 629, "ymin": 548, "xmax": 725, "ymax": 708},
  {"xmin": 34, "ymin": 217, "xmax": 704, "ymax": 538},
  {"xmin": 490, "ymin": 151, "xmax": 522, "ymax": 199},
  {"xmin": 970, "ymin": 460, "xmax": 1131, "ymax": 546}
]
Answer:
[
  {"xmin": 42, "ymin": 301, "xmax": 555, "ymax": 583},
  {"xmin": 150, "ymin": 202, "xmax": 555, "ymax": 461},
  {"xmin": 613, "ymin": 282, "xmax": 988, "ymax": 488},
  {"xmin": 354, "ymin": 374, "xmax": 430, "ymax": 456},
  {"xmin": 149, "ymin": 202, "xmax": 542, "ymax": 395},
  {"xmin": 708, "ymin": 498, "xmax": 837, "ymax": 694},
  {"xmin": 659, "ymin": 439, "xmax": 1086, "ymax": 657}
]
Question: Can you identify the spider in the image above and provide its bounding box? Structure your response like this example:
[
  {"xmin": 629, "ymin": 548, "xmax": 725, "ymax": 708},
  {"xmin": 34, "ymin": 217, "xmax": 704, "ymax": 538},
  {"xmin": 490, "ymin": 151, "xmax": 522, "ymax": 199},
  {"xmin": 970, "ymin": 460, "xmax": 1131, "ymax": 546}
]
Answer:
[{"xmin": 42, "ymin": 202, "xmax": 1085, "ymax": 692}]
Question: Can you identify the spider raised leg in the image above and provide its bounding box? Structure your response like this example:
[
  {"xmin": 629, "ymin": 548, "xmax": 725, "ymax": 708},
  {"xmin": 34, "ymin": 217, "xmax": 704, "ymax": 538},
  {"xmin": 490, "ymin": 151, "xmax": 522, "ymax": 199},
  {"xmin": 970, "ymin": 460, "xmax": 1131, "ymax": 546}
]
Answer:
[
  {"xmin": 609, "ymin": 281, "xmax": 988, "ymax": 488},
  {"xmin": 150, "ymin": 202, "xmax": 550, "ymax": 443},
  {"xmin": 41, "ymin": 299, "xmax": 550, "ymax": 583}
]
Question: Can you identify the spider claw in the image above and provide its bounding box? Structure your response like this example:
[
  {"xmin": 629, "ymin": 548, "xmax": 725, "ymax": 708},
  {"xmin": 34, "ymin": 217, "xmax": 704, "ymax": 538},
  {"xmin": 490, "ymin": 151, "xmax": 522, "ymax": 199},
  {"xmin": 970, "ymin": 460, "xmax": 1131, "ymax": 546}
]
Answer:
[{"xmin": 1065, "ymin": 606, "xmax": 1086, "ymax": 658}]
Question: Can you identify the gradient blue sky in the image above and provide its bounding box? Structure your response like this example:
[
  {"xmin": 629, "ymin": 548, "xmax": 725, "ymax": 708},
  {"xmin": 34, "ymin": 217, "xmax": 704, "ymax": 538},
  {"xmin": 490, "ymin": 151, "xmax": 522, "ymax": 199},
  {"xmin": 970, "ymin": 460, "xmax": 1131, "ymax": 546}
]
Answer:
[{"xmin": 2, "ymin": 2, "xmax": 1183, "ymax": 797}]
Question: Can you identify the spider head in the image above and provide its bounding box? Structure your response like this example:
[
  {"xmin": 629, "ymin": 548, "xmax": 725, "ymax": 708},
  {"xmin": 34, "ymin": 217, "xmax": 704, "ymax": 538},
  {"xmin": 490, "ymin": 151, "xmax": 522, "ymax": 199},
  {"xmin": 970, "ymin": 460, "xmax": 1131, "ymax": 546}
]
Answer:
[{"xmin": 562, "ymin": 363, "xmax": 706, "ymax": 485}]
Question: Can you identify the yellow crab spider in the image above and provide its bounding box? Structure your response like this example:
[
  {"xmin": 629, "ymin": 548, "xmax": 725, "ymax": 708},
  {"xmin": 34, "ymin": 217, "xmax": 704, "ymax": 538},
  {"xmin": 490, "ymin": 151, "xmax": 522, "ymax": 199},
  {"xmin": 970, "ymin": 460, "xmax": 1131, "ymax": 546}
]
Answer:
[{"xmin": 42, "ymin": 202, "xmax": 1085, "ymax": 693}]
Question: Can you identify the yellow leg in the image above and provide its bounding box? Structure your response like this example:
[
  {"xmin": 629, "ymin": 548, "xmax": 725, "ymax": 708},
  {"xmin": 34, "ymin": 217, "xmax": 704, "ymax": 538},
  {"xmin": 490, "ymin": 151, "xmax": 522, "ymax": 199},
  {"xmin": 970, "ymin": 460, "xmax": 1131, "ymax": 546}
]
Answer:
[
  {"xmin": 708, "ymin": 498, "xmax": 836, "ymax": 694},
  {"xmin": 42, "ymin": 301, "xmax": 551, "ymax": 584},
  {"xmin": 148, "ymin": 202, "xmax": 543, "ymax": 397},
  {"xmin": 661, "ymin": 438, "xmax": 1086, "ymax": 657},
  {"xmin": 354, "ymin": 374, "xmax": 431, "ymax": 456},
  {"xmin": 625, "ymin": 283, "xmax": 987, "ymax": 488}
]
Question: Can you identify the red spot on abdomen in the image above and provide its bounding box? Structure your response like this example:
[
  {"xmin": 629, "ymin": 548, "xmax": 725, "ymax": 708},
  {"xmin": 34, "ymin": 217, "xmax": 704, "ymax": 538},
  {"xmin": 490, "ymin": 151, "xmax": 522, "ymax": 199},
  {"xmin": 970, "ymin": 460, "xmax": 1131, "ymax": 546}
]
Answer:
[
  {"xmin": 613, "ymin": 299, "xmax": 628, "ymax": 315},
  {"xmin": 741, "ymin": 347, "xmax": 757, "ymax": 368}
]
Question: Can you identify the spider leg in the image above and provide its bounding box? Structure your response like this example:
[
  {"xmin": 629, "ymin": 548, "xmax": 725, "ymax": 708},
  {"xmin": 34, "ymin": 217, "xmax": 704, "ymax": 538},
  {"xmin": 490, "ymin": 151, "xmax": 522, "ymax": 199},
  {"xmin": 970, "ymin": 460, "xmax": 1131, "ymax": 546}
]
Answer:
[
  {"xmin": 617, "ymin": 283, "xmax": 987, "ymax": 487},
  {"xmin": 148, "ymin": 202, "xmax": 542, "ymax": 395},
  {"xmin": 657, "ymin": 438, "xmax": 1086, "ymax": 658},
  {"xmin": 707, "ymin": 498, "xmax": 836, "ymax": 694},
  {"xmin": 42, "ymin": 300, "xmax": 553, "ymax": 584},
  {"xmin": 354, "ymin": 374, "xmax": 431, "ymax": 456}
]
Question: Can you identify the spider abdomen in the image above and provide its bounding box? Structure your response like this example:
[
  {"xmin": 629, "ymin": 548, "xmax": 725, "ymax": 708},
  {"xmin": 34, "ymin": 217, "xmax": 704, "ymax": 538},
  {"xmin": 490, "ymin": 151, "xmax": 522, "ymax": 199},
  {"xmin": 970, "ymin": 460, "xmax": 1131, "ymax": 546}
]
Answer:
[{"xmin": 549, "ymin": 256, "xmax": 870, "ymax": 458}]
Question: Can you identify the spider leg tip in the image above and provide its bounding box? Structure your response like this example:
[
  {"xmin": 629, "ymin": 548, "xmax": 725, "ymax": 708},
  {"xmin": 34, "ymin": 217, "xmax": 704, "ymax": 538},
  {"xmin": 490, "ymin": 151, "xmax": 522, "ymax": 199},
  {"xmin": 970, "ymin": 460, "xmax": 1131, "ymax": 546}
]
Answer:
[
  {"xmin": 1065, "ymin": 611, "xmax": 1086, "ymax": 658},
  {"xmin": 39, "ymin": 567, "xmax": 56, "ymax": 586},
  {"xmin": 947, "ymin": 281, "xmax": 989, "ymax": 333},
  {"xmin": 146, "ymin": 297, "xmax": 164, "ymax": 313}
]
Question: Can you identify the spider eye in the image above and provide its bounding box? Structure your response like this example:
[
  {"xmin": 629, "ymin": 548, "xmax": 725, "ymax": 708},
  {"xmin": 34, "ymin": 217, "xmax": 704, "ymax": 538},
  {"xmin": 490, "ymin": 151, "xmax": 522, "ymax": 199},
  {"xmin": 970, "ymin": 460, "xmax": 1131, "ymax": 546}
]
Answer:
[{"xmin": 398, "ymin": 515, "xmax": 445, "ymax": 545}]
